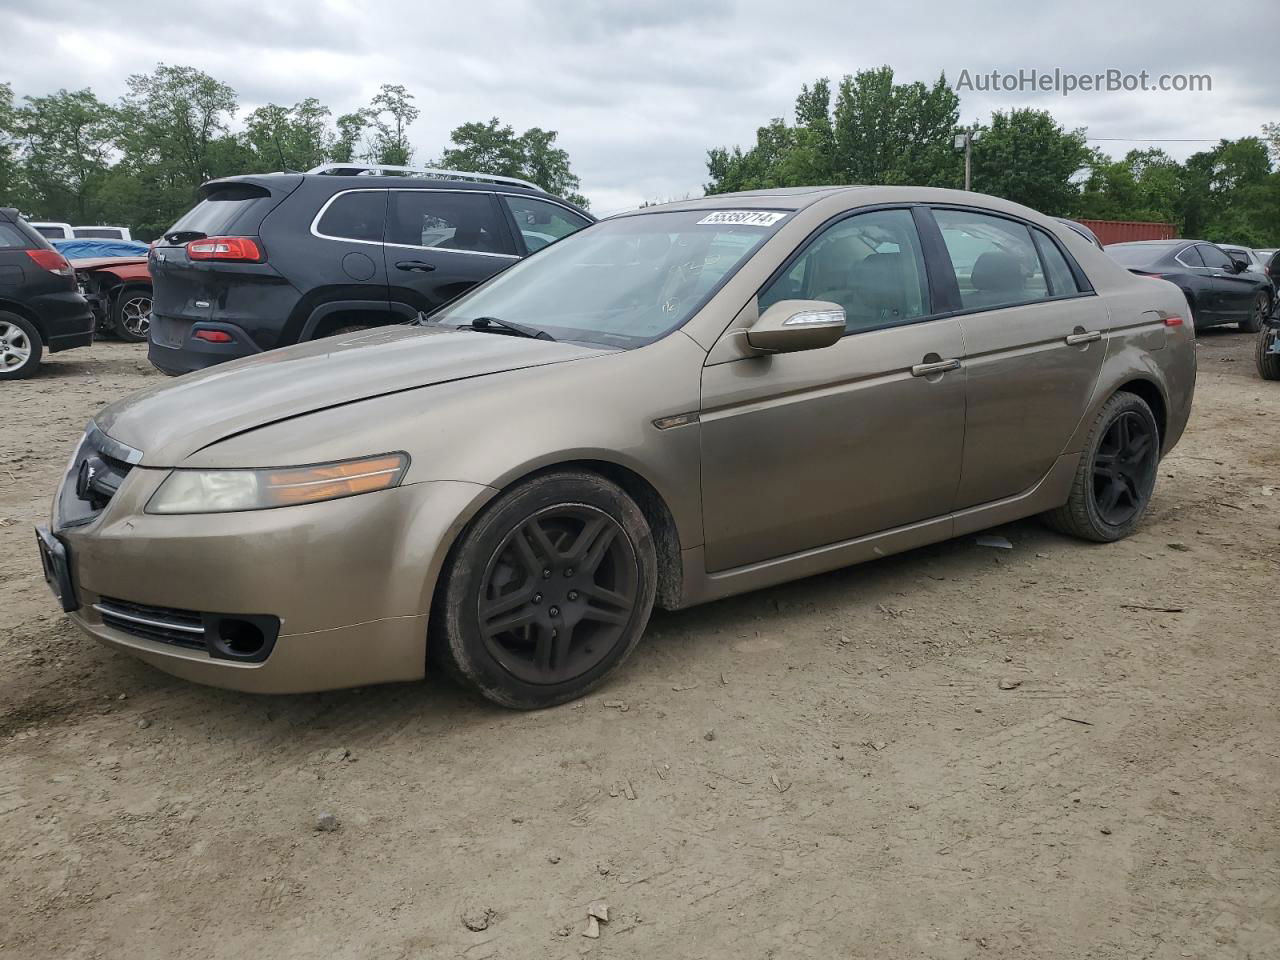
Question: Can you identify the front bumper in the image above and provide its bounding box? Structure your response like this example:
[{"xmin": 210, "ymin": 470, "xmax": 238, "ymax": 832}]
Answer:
[{"xmin": 48, "ymin": 465, "xmax": 493, "ymax": 693}]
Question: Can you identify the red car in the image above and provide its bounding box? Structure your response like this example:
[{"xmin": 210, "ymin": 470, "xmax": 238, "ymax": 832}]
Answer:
[{"xmin": 71, "ymin": 256, "xmax": 152, "ymax": 342}]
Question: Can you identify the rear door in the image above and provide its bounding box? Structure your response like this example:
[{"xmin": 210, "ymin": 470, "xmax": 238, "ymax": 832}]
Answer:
[
  {"xmin": 385, "ymin": 189, "xmax": 518, "ymax": 316},
  {"xmin": 928, "ymin": 206, "xmax": 1108, "ymax": 509}
]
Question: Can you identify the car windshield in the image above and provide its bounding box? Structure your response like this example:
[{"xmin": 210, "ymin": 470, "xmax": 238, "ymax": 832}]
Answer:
[
  {"xmin": 432, "ymin": 209, "xmax": 789, "ymax": 347},
  {"xmin": 1106, "ymin": 243, "xmax": 1178, "ymax": 267}
]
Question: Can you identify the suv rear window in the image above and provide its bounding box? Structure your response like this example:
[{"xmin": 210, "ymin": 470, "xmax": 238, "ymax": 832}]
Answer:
[{"xmin": 167, "ymin": 183, "xmax": 274, "ymax": 240}]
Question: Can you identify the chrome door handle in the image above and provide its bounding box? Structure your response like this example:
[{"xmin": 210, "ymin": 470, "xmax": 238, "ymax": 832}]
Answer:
[
  {"xmin": 910, "ymin": 358, "xmax": 961, "ymax": 377},
  {"xmin": 1064, "ymin": 331, "xmax": 1102, "ymax": 345}
]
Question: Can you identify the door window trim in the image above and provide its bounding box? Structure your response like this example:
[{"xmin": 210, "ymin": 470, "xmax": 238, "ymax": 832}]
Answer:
[
  {"xmin": 753, "ymin": 203, "xmax": 946, "ymax": 339},
  {"xmin": 922, "ymin": 204, "xmax": 1098, "ymax": 318},
  {"xmin": 309, "ymin": 188, "xmax": 522, "ymax": 259},
  {"xmin": 1173, "ymin": 244, "xmax": 1203, "ymax": 268}
]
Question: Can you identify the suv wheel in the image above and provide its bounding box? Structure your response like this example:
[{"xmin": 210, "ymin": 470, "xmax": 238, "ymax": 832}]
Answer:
[
  {"xmin": 1043, "ymin": 391, "xmax": 1160, "ymax": 542},
  {"xmin": 0, "ymin": 312, "xmax": 42, "ymax": 380},
  {"xmin": 432, "ymin": 470, "xmax": 657, "ymax": 709},
  {"xmin": 1239, "ymin": 291, "xmax": 1267, "ymax": 334},
  {"xmin": 112, "ymin": 286, "xmax": 152, "ymax": 342}
]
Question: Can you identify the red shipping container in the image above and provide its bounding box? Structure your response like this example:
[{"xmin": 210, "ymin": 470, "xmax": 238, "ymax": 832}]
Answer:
[{"xmin": 1078, "ymin": 219, "xmax": 1178, "ymax": 245}]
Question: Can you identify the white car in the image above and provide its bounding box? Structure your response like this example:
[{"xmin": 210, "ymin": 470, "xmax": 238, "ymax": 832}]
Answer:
[{"xmin": 27, "ymin": 222, "xmax": 133, "ymax": 242}]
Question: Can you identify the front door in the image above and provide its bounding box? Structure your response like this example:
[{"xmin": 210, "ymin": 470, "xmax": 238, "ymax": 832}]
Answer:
[
  {"xmin": 699, "ymin": 207, "xmax": 967, "ymax": 572},
  {"xmin": 927, "ymin": 207, "xmax": 1108, "ymax": 508},
  {"xmin": 384, "ymin": 189, "xmax": 519, "ymax": 316},
  {"xmin": 1196, "ymin": 243, "xmax": 1255, "ymax": 322}
]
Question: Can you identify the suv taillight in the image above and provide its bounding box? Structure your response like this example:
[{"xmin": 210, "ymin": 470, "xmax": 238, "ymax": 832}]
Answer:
[
  {"xmin": 25, "ymin": 249, "xmax": 73, "ymax": 276},
  {"xmin": 186, "ymin": 236, "xmax": 264, "ymax": 262}
]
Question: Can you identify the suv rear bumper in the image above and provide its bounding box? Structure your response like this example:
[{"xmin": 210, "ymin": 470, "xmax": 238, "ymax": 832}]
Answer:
[
  {"xmin": 148, "ymin": 318, "xmax": 262, "ymax": 375},
  {"xmin": 31, "ymin": 290, "xmax": 94, "ymax": 352}
]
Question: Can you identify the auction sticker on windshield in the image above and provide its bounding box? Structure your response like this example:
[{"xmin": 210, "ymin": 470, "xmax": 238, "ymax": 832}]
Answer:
[{"xmin": 695, "ymin": 211, "xmax": 787, "ymax": 227}]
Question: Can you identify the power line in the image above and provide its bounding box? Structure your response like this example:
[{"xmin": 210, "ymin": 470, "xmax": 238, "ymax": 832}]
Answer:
[{"xmin": 1087, "ymin": 137, "xmax": 1222, "ymax": 142}]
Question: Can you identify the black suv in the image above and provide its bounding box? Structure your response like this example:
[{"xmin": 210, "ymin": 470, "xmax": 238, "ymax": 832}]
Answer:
[
  {"xmin": 0, "ymin": 208, "xmax": 94, "ymax": 380},
  {"xmin": 148, "ymin": 165, "xmax": 595, "ymax": 375}
]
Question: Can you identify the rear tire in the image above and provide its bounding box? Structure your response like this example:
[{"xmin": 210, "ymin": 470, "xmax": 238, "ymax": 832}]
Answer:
[
  {"xmin": 1042, "ymin": 392, "xmax": 1160, "ymax": 543},
  {"xmin": 0, "ymin": 312, "xmax": 42, "ymax": 380},
  {"xmin": 1239, "ymin": 291, "xmax": 1267, "ymax": 334},
  {"xmin": 1258, "ymin": 325, "xmax": 1280, "ymax": 381},
  {"xmin": 431, "ymin": 470, "xmax": 657, "ymax": 709}
]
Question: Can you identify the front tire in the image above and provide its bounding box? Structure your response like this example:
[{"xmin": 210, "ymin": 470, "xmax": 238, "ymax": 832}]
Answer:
[
  {"xmin": 111, "ymin": 286, "xmax": 152, "ymax": 342},
  {"xmin": 432, "ymin": 470, "xmax": 657, "ymax": 709},
  {"xmin": 1239, "ymin": 291, "xmax": 1267, "ymax": 334},
  {"xmin": 1258, "ymin": 325, "xmax": 1280, "ymax": 381},
  {"xmin": 1042, "ymin": 392, "xmax": 1160, "ymax": 542},
  {"xmin": 0, "ymin": 312, "xmax": 42, "ymax": 380}
]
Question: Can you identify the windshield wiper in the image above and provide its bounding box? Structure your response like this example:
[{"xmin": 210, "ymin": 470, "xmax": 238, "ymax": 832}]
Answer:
[{"xmin": 463, "ymin": 316, "xmax": 556, "ymax": 341}]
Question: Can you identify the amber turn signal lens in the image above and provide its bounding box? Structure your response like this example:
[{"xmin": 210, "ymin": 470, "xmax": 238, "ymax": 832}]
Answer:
[{"xmin": 264, "ymin": 455, "xmax": 408, "ymax": 506}]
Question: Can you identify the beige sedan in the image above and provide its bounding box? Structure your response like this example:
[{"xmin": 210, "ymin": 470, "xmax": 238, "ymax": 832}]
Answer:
[{"xmin": 37, "ymin": 187, "xmax": 1196, "ymax": 708}]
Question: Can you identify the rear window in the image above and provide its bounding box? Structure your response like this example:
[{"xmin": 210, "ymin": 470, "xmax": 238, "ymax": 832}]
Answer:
[
  {"xmin": 1106, "ymin": 243, "xmax": 1176, "ymax": 268},
  {"xmin": 167, "ymin": 183, "xmax": 274, "ymax": 240},
  {"xmin": 74, "ymin": 228, "xmax": 123, "ymax": 239},
  {"xmin": 33, "ymin": 225, "xmax": 69, "ymax": 239}
]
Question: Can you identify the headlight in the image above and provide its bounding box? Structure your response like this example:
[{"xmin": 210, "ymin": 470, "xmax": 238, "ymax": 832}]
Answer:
[{"xmin": 145, "ymin": 453, "xmax": 409, "ymax": 514}]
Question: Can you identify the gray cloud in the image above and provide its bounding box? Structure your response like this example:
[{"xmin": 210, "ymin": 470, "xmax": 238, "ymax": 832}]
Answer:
[{"xmin": 4, "ymin": 0, "xmax": 1278, "ymax": 212}]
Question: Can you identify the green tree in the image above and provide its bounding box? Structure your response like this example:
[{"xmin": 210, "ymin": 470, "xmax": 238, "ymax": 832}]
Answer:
[
  {"xmin": 1181, "ymin": 138, "xmax": 1274, "ymax": 244},
  {"xmin": 441, "ymin": 118, "xmax": 588, "ymax": 207},
  {"xmin": 969, "ymin": 109, "xmax": 1089, "ymax": 214},
  {"xmin": 244, "ymin": 98, "xmax": 334, "ymax": 171},
  {"xmin": 15, "ymin": 88, "xmax": 118, "ymax": 222},
  {"xmin": 332, "ymin": 110, "xmax": 368, "ymax": 164},
  {"xmin": 1077, "ymin": 148, "xmax": 1182, "ymax": 225},
  {"xmin": 705, "ymin": 68, "xmax": 961, "ymax": 194},
  {"xmin": 0, "ymin": 82, "xmax": 23, "ymax": 208},
  {"xmin": 115, "ymin": 64, "xmax": 240, "ymax": 237},
  {"xmin": 364, "ymin": 84, "xmax": 419, "ymax": 165}
]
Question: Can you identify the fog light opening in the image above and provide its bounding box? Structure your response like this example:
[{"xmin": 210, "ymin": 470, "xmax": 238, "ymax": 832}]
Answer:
[{"xmin": 218, "ymin": 618, "xmax": 265, "ymax": 656}]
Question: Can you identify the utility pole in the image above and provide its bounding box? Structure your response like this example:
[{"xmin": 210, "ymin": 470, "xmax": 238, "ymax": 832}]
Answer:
[{"xmin": 954, "ymin": 128, "xmax": 978, "ymax": 191}]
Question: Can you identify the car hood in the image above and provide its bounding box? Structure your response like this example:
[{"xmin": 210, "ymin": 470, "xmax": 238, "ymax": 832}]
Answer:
[{"xmin": 97, "ymin": 325, "xmax": 611, "ymax": 466}]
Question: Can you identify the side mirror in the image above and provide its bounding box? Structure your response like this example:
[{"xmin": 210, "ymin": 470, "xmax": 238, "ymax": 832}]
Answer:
[
  {"xmin": 745, "ymin": 299, "xmax": 846, "ymax": 354},
  {"xmin": 1231, "ymin": 258, "xmax": 1250, "ymax": 274}
]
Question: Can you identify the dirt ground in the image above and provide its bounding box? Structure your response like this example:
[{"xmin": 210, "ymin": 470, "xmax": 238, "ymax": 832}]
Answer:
[{"xmin": 2, "ymin": 333, "xmax": 1278, "ymax": 960}]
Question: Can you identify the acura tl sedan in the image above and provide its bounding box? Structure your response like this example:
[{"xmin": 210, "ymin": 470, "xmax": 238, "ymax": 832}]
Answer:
[{"xmin": 37, "ymin": 187, "xmax": 1196, "ymax": 708}]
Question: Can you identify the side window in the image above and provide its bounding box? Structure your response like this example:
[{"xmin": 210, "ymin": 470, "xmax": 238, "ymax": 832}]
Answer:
[
  {"xmin": 1176, "ymin": 245, "xmax": 1204, "ymax": 267},
  {"xmin": 502, "ymin": 196, "xmax": 590, "ymax": 253},
  {"xmin": 316, "ymin": 190, "xmax": 386, "ymax": 243},
  {"xmin": 758, "ymin": 208, "xmax": 930, "ymax": 333},
  {"xmin": 387, "ymin": 191, "xmax": 508, "ymax": 254},
  {"xmin": 1032, "ymin": 229, "xmax": 1080, "ymax": 296},
  {"xmin": 934, "ymin": 209, "xmax": 1050, "ymax": 310},
  {"xmin": 0, "ymin": 223, "xmax": 30, "ymax": 248},
  {"xmin": 1198, "ymin": 244, "xmax": 1233, "ymax": 270}
]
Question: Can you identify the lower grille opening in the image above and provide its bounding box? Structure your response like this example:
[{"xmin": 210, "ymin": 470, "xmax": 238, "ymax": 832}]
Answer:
[{"xmin": 94, "ymin": 597, "xmax": 280, "ymax": 662}]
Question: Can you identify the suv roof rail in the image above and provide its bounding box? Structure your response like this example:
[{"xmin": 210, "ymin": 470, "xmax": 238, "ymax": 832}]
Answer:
[{"xmin": 305, "ymin": 163, "xmax": 542, "ymax": 192}]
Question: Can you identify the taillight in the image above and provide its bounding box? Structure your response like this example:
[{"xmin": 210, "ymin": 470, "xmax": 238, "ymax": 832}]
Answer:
[
  {"xmin": 186, "ymin": 236, "xmax": 263, "ymax": 262},
  {"xmin": 193, "ymin": 330, "xmax": 233, "ymax": 343},
  {"xmin": 25, "ymin": 249, "xmax": 73, "ymax": 276}
]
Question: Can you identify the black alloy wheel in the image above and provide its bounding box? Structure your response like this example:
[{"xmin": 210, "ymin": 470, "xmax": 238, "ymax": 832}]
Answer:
[
  {"xmin": 479, "ymin": 504, "xmax": 639, "ymax": 685},
  {"xmin": 1043, "ymin": 391, "xmax": 1161, "ymax": 542},
  {"xmin": 1091, "ymin": 410, "xmax": 1158, "ymax": 526},
  {"xmin": 432, "ymin": 470, "xmax": 657, "ymax": 709},
  {"xmin": 1240, "ymin": 291, "xmax": 1267, "ymax": 334}
]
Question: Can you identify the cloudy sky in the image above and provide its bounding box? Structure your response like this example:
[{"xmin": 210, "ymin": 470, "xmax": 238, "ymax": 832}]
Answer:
[{"xmin": 4, "ymin": 0, "xmax": 1278, "ymax": 213}]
